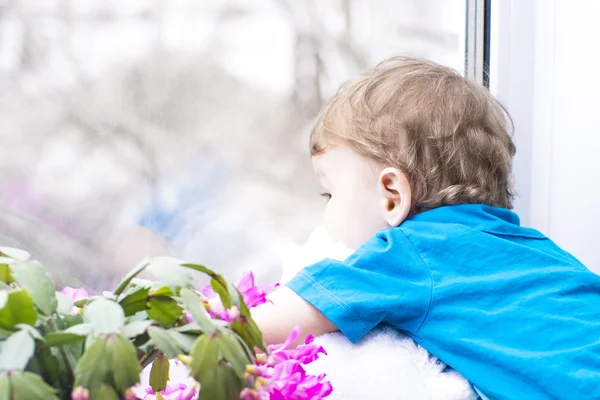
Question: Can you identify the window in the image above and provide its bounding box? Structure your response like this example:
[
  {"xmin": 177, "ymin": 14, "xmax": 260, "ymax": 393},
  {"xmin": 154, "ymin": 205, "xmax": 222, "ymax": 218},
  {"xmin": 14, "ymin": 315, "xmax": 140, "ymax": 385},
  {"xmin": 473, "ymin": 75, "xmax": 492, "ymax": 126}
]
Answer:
[{"xmin": 0, "ymin": 0, "xmax": 467, "ymax": 289}]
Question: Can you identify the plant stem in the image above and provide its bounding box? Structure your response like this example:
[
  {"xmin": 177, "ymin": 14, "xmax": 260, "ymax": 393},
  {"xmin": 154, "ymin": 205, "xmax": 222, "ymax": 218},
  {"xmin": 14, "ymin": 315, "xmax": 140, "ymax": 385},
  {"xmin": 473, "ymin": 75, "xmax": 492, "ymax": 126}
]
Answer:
[
  {"xmin": 140, "ymin": 349, "xmax": 161, "ymax": 370},
  {"xmin": 113, "ymin": 259, "xmax": 150, "ymax": 296},
  {"xmin": 47, "ymin": 317, "xmax": 76, "ymax": 381}
]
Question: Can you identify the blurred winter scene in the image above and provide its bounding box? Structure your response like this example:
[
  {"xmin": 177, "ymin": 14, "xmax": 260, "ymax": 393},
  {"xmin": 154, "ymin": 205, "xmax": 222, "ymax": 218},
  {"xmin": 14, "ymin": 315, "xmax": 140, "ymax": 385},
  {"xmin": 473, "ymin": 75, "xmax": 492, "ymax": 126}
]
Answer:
[{"xmin": 0, "ymin": 0, "xmax": 465, "ymax": 291}]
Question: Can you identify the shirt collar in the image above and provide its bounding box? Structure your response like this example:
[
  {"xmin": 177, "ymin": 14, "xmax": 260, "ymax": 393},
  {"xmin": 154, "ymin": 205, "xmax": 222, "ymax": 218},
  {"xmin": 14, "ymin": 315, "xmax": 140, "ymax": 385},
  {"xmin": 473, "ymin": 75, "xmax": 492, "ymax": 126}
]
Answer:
[{"xmin": 405, "ymin": 204, "xmax": 545, "ymax": 239}]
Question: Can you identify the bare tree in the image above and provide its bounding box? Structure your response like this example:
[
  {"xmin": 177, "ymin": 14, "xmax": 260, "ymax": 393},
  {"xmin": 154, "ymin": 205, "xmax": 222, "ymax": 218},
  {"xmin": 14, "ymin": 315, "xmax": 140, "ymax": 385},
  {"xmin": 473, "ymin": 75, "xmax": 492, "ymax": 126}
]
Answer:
[{"xmin": 0, "ymin": 0, "xmax": 464, "ymax": 288}]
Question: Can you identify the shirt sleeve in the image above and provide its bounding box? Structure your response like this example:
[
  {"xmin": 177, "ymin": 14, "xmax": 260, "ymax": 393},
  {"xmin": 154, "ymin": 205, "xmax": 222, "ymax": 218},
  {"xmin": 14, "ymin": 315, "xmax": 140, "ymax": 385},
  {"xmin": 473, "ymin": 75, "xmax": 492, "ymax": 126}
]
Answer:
[{"xmin": 286, "ymin": 228, "xmax": 432, "ymax": 343}]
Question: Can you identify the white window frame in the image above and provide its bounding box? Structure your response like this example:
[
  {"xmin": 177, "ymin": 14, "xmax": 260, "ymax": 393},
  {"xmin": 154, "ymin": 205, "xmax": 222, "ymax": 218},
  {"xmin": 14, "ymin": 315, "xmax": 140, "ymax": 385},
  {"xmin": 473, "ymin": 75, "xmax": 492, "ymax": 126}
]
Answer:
[{"xmin": 484, "ymin": 0, "xmax": 553, "ymax": 232}]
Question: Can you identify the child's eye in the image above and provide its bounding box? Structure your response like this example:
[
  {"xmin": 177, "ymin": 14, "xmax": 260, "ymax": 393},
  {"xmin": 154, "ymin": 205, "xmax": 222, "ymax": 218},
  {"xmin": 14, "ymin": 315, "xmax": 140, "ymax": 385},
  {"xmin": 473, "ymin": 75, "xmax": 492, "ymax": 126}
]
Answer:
[{"xmin": 320, "ymin": 193, "xmax": 332, "ymax": 202}]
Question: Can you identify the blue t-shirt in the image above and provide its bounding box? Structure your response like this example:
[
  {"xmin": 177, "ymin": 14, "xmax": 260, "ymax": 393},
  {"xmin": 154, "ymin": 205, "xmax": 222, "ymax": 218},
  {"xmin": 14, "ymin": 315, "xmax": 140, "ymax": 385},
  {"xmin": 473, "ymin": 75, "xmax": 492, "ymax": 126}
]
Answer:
[{"xmin": 287, "ymin": 204, "xmax": 600, "ymax": 399}]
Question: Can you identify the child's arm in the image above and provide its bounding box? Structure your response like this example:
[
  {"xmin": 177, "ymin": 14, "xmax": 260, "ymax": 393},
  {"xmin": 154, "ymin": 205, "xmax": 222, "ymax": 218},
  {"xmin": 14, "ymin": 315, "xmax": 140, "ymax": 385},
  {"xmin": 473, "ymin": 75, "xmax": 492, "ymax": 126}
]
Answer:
[
  {"xmin": 253, "ymin": 230, "xmax": 432, "ymax": 346},
  {"xmin": 251, "ymin": 286, "xmax": 338, "ymax": 346}
]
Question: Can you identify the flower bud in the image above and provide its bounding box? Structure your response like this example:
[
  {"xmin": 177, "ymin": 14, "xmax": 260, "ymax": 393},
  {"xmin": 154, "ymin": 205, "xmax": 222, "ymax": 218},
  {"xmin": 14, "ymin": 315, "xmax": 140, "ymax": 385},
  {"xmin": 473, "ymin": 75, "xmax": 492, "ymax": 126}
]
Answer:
[
  {"xmin": 255, "ymin": 353, "xmax": 267, "ymax": 365},
  {"xmin": 240, "ymin": 388, "xmax": 260, "ymax": 400},
  {"xmin": 227, "ymin": 306, "xmax": 241, "ymax": 321},
  {"xmin": 254, "ymin": 376, "xmax": 268, "ymax": 390},
  {"xmin": 71, "ymin": 386, "xmax": 90, "ymax": 400},
  {"xmin": 123, "ymin": 388, "xmax": 137, "ymax": 400}
]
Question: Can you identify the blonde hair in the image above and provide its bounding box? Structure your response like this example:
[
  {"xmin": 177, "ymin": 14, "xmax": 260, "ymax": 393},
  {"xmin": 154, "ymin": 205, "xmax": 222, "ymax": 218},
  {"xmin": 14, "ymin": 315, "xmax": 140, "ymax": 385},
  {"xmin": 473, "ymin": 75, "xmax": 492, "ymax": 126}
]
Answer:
[{"xmin": 310, "ymin": 56, "xmax": 516, "ymax": 213}]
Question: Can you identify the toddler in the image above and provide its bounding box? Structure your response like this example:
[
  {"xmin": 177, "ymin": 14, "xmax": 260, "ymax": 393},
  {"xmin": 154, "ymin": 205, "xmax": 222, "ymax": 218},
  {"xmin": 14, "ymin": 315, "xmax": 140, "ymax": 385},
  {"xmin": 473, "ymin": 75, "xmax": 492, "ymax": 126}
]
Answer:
[
  {"xmin": 252, "ymin": 57, "xmax": 600, "ymax": 399},
  {"xmin": 280, "ymin": 225, "xmax": 476, "ymax": 400}
]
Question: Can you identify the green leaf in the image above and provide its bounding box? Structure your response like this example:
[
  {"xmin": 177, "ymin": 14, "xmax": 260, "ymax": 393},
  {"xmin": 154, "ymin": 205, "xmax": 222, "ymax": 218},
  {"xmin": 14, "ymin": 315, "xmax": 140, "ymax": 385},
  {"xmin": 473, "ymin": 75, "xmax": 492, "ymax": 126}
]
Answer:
[
  {"xmin": 0, "ymin": 329, "xmax": 35, "ymax": 370},
  {"xmin": 93, "ymin": 384, "xmax": 120, "ymax": 400},
  {"xmin": 204, "ymin": 365, "xmax": 242, "ymax": 400},
  {"xmin": 124, "ymin": 310, "xmax": 149, "ymax": 323},
  {"xmin": 169, "ymin": 331, "xmax": 197, "ymax": 353},
  {"xmin": 233, "ymin": 334, "xmax": 254, "ymax": 365},
  {"xmin": 0, "ymin": 264, "xmax": 14, "ymax": 284},
  {"xmin": 234, "ymin": 289, "xmax": 252, "ymax": 318},
  {"xmin": 27, "ymin": 345, "xmax": 60, "ymax": 385},
  {"xmin": 210, "ymin": 278, "xmax": 233, "ymax": 309},
  {"xmin": 147, "ymin": 326, "xmax": 181, "ymax": 359},
  {"xmin": 6, "ymin": 371, "xmax": 59, "ymax": 400},
  {"xmin": 0, "ymin": 371, "xmax": 10, "ymax": 399},
  {"xmin": 150, "ymin": 286, "xmax": 174, "ymax": 297},
  {"xmin": 0, "ymin": 289, "xmax": 37, "ymax": 329},
  {"xmin": 0, "ymin": 327, "xmax": 12, "ymax": 340},
  {"xmin": 190, "ymin": 333, "xmax": 241, "ymax": 400},
  {"xmin": 181, "ymin": 263, "xmax": 247, "ymax": 316},
  {"xmin": 112, "ymin": 258, "xmax": 150, "ymax": 296},
  {"xmin": 44, "ymin": 332, "xmax": 86, "ymax": 347},
  {"xmin": 147, "ymin": 257, "xmax": 193, "ymax": 289},
  {"xmin": 106, "ymin": 334, "xmax": 141, "ymax": 391},
  {"xmin": 174, "ymin": 322, "xmax": 203, "ymax": 334},
  {"xmin": 15, "ymin": 324, "xmax": 42, "ymax": 340},
  {"xmin": 55, "ymin": 291, "xmax": 74, "ymax": 315},
  {"xmin": 10, "ymin": 261, "xmax": 58, "ymax": 316},
  {"xmin": 147, "ymin": 296, "xmax": 183, "ymax": 327},
  {"xmin": 0, "ymin": 257, "xmax": 16, "ymax": 265},
  {"xmin": 83, "ymin": 298, "xmax": 125, "ymax": 335},
  {"xmin": 180, "ymin": 288, "xmax": 216, "ymax": 334},
  {"xmin": 130, "ymin": 278, "xmax": 154, "ymax": 287},
  {"xmin": 215, "ymin": 332, "xmax": 252, "ymax": 379},
  {"xmin": 119, "ymin": 286, "xmax": 150, "ymax": 316},
  {"xmin": 74, "ymin": 298, "xmax": 90, "ymax": 308},
  {"xmin": 66, "ymin": 339, "xmax": 85, "ymax": 364},
  {"xmin": 229, "ymin": 316, "xmax": 266, "ymax": 353},
  {"xmin": 180, "ymin": 262, "xmax": 220, "ymax": 279},
  {"xmin": 74, "ymin": 337, "xmax": 110, "ymax": 391},
  {"xmin": 65, "ymin": 323, "xmax": 92, "ymax": 336},
  {"xmin": 61, "ymin": 313, "xmax": 84, "ymax": 328},
  {"xmin": 74, "ymin": 334, "xmax": 141, "ymax": 394},
  {"xmin": 122, "ymin": 320, "xmax": 153, "ymax": 339},
  {"xmin": 189, "ymin": 334, "xmax": 218, "ymax": 382},
  {"xmin": 102, "ymin": 291, "xmax": 117, "ymax": 300},
  {"xmin": 149, "ymin": 354, "xmax": 170, "ymax": 392},
  {"xmin": 173, "ymin": 319, "xmax": 229, "ymax": 334},
  {"xmin": 0, "ymin": 247, "xmax": 31, "ymax": 261},
  {"xmin": 0, "ymin": 291, "xmax": 6, "ymax": 309}
]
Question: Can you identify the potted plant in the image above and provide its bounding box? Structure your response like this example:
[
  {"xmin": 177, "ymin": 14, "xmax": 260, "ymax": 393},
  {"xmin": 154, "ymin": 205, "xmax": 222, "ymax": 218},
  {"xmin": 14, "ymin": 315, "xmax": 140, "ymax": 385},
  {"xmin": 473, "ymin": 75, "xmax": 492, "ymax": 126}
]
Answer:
[{"xmin": 0, "ymin": 247, "xmax": 332, "ymax": 400}]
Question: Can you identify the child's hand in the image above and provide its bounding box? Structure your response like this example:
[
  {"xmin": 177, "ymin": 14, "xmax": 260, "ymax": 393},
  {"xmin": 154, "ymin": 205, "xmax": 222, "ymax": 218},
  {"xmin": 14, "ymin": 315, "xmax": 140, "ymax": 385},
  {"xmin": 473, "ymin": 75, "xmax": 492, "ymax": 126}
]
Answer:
[{"xmin": 252, "ymin": 286, "xmax": 338, "ymax": 346}]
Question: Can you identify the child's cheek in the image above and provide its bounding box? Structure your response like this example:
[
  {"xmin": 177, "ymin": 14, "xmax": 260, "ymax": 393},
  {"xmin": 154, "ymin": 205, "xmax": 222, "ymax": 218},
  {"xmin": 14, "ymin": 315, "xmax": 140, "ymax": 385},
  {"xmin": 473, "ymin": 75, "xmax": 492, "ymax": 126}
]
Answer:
[{"xmin": 322, "ymin": 199, "xmax": 346, "ymax": 245}]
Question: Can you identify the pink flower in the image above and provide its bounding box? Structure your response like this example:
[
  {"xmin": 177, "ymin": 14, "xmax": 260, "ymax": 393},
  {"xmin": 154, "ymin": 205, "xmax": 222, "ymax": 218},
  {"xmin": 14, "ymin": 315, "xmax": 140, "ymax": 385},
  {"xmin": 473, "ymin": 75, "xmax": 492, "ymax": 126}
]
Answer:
[
  {"xmin": 143, "ymin": 381, "xmax": 198, "ymax": 400},
  {"xmin": 60, "ymin": 286, "xmax": 90, "ymax": 315},
  {"xmin": 268, "ymin": 364, "xmax": 332, "ymax": 400},
  {"xmin": 199, "ymin": 272, "xmax": 279, "ymax": 322},
  {"xmin": 71, "ymin": 386, "xmax": 90, "ymax": 400},
  {"xmin": 269, "ymin": 330, "xmax": 327, "ymax": 366},
  {"xmin": 142, "ymin": 272, "xmax": 331, "ymax": 400},
  {"xmin": 61, "ymin": 286, "xmax": 90, "ymax": 302},
  {"xmin": 243, "ymin": 326, "xmax": 332, "ymax": 400},
  {"xmin": 235, "ymin": 271, "xmax": 279, "ymax": 308}
]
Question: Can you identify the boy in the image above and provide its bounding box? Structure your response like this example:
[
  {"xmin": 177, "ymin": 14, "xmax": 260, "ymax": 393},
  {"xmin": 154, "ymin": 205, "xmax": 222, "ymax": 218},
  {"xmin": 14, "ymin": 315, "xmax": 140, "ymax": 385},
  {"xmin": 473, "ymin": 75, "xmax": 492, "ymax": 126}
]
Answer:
[{"xmin": 252, "ymin": 57, "xmax": 600, "ymax": 399}]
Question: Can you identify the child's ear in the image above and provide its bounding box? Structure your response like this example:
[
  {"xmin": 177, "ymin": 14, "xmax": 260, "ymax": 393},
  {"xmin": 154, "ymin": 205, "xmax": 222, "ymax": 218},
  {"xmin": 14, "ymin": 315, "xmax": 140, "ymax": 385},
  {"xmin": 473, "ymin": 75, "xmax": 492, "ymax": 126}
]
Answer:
[{"xmin": 378, "ymin": 167, "xmax": 412, "ymax": 227}]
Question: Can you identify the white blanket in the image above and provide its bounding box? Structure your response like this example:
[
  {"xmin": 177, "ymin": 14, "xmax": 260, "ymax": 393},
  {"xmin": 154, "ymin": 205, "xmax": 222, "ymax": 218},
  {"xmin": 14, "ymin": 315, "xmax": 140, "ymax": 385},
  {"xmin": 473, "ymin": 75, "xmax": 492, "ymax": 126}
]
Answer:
[{"xmin": 281, "ymin": 226, "xmax": 476, "ymax": 400}]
